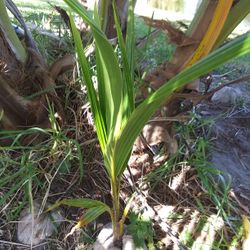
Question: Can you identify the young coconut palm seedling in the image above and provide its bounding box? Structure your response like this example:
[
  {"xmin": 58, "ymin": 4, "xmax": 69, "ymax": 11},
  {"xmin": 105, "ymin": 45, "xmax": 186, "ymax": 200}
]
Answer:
[{"xmin": 48, "ymin": 0, "xmax": 250, "ymax": 247}]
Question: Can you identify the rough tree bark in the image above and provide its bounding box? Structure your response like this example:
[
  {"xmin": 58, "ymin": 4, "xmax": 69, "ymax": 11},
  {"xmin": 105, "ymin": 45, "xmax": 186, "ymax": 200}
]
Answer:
[
  {"xmin": 0, "ymin": 0, "xmax": 74, "ymax": 145},
  {"xmin": 97, "ymin": 0, "xmax": 129, "ymax": 39}
]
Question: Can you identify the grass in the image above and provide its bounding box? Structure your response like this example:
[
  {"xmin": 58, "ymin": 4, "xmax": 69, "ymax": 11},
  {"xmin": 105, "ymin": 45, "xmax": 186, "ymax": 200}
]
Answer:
[
  {"xmin": 0, "ymin": 98, "xmax": 91, "ymax": 248},
  {"xmin": 1, "ymin": 1, "xmax": 250, "ymax": 249},
  {"xmin": 135, "ymin": 17, "xmax": 175, "ymax": 71},
  {"xmin": 142, "ymin": 113, "xmax": 244, "ymax": 249},
  {"xmin": 13, "ymin": 0, "xmax": 67, "ymax": 13},
  {"xmin": 215, "ymin": 52, "xmax": 250, "ymax": 80},
  {"xmin": 0, "ymin": 15, "xmax": 86, "ymax": 243}
]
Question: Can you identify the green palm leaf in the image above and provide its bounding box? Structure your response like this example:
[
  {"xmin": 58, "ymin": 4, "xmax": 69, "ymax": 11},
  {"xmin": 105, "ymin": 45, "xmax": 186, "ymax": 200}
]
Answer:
[
  {"xmin": 47, "ymin": 198, "xmax": 111, "ymax": 214},
  {"xmin": 47, "ymin": 199, "xmax": 111, "ymax": 231},
  {"xmin": 69, "ymin": 13, "xmax": 107, "ymax": 152},
  {"xmin": 77, "ymin": 206, "xmax": 109, "ymax": 226},
  {"xmin": 114, "ymin": 32, "xmax": 250, "ymax": 177},
  {"xmin": 65, "ymin": 0, "xmax": 124, "ymax": 141},
  {"xmin": 112, "ymin": 0, "xmax": 135, "ymax": 118}
]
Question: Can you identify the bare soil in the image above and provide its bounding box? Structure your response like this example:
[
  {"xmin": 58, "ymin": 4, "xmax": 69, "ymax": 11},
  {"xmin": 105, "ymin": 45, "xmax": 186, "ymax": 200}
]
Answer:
[{"xmin": 197, "ymin": 83, "xmax": 250, "ymax": 208}]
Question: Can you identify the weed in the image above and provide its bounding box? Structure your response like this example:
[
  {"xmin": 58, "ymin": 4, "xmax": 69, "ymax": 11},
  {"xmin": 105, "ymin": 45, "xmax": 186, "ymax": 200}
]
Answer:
[
  {"xmin": 127, "ymin": 212, "xmax": 155, "ymax": 249},
  {"xmin": 135, "ymin": 17, "xmax": 174, "ymax": 71}
]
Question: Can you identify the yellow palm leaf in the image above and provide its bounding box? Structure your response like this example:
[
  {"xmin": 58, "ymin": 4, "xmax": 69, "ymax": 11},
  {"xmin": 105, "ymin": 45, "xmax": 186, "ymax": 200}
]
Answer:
[
  {"xmin": 242, "ymin": 215, "xmax": 250, "ymax": 250},
  {"xmin": 186, "ymin": 0, "xmax": 233, "ymax": 67}
]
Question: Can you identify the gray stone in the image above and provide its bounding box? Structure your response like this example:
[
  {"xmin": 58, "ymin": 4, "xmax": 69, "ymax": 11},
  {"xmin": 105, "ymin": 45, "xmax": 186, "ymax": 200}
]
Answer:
[
  {"xmin": 211, "ymin": 86, "xmax": 243, "ymax": 105},
  {"xmin": 93, "ymin": 223, "xmax": 147, "ymax": 250},
  {"xmin": 93, "ymin": 223, "xmax": 118, "ymax": 250},
  {"xmin": 17, "ymin": 200, "xmax": 63, "ymax": 246},
  {"xmin": 122, "ymin": 235, "xmax": 136, "ymax": 250}
]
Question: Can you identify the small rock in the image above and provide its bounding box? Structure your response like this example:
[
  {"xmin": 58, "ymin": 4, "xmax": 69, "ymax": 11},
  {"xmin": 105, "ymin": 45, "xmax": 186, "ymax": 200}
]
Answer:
[
  {"xmin": 93, "ymin": 223, "xmax": 147, "ymax": 250},
  {"xmin": 122, "ymin": 235, "xmax": 136, "ymax": 250},
  {"xmin": 17, "ymin": 200, "xmax": 63, "ymax": 246},
  {"xmin": 93, "ymin": 223, "xmax": 115, "ymax": 250},
  {"xmin": 93, "ymin": 223, "xmax": 120, "ymax": 250},
  {"xmin": 211, "ymin": 86, "xmax": 243, "ymax": 105}
]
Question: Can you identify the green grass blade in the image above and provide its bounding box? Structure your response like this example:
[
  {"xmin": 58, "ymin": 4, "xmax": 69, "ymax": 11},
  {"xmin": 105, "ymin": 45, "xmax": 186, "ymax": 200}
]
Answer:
[
  {"xmin": 0, "ymin": 168, "xmax": 25, "ymax": 186},
  {"xmin": 0, "ymin": 178, "xmax": 28, "ymax": 206},
  {"xmin": 114, "ymin": 32, "xmax": 250, "ymax": 177},
  {"xmin": 69, "ymin": 13, "xmax": 107, "ymax": 152}
]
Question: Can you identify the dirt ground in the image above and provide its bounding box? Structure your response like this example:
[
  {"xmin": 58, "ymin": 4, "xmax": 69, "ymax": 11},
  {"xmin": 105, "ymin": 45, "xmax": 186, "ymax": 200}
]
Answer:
[{"xmin": 197, "ymin": 82, "xmax": 250, "ymax": 210}]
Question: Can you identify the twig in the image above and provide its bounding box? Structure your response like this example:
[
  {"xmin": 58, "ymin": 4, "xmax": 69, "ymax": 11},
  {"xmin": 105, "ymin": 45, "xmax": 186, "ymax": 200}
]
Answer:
[
  {"xmin": 136, "ymin": 29, "xmax": 160, "ymax": 48},
  {"xmin": 0, "ymin": 240, "xmax": 47, "ymax": 248},
  {"xmin": 204, "ymin": 74, "xmax": 250, "ymax": 99},
  {"xmin": 172, "ymin": 74, "xmax": 250, "ymax": 105},
  {"xmin": 211, "ymin": 69, "xmax": 237, "ymax": 78},
  {"xmin": 230, "ymin": 191, "xmax": 250, "ymax": 215}
]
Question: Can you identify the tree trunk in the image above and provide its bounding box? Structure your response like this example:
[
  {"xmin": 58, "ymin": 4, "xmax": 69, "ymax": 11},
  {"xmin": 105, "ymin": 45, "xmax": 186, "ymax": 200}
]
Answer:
[
  {"xmin": 0, "ymin": 1, "xmax": 75, "ymax": 145},
  {"xmin": 141, "ymin": 0, "xmax": 237, "ymax": 118},
  {"xmin": 0, "ymin": 25, "xmax": 24, "ymax": 89},
  {"xmin": 98, "ymin": 0, "xmax": 129, "ymax": 39},
  {"xmin": 0, "ymin": 31, "xmax": 50, "ymax": 132}
]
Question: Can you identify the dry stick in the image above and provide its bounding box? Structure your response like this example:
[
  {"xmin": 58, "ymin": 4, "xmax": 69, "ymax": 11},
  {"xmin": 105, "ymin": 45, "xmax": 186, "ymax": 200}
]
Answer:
[
  {"xmin": 229, "ymin": 191, "xmax": 250, "ymax": 215},
  {"xmin": 0, "ymin": 240, "xmax": 30, "ymax": 247},
  {"xmin": 136, "ymin": 29, "xmax": 160, "ymax": 48},
  {"xmin": 172, "ymin": 74, "xmax": 250, "ymax": 102},
  {"xmin": 149, "ymin": 115, "xmax": 190, "ymax": 122},
  {"xmin": 201, "ymin": 74, "xmax": 250, "ymax": 100},
  {"xmin": 139, "ymin": 133, "xmax": 156, "ymax": 156}
]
